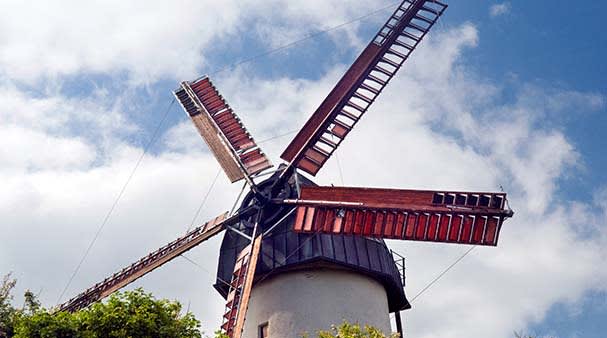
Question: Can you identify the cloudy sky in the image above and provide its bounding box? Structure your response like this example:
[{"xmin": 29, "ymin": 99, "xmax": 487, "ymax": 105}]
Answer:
[{"xmin": 1, "ymin": 1, "xmax": 606, "ymax": 337}]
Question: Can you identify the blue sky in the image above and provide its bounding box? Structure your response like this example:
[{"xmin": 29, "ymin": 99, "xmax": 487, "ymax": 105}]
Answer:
[{"xmin": 1, "ymin": 1, "xmax": 606, "ymax": 337}]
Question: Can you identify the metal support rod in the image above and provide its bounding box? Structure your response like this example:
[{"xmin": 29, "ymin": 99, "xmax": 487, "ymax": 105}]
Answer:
[
  {"xmin": 230, "ymin": 181, "xmax": 248, "ymax": 216},
  {"xmin": 395, "ymin": 311, "xmax": 403, "ymax": 337},
  {"xmin": 278, "ymin": 198, "xmax": 363, "ymax": 206},
  {"xmin": 226, "ymin": 225, "xmax": 252, "ymax": 241},
  {"xmin": 294, "ymin": 171, "xmax": 301, "ymax": 198}
]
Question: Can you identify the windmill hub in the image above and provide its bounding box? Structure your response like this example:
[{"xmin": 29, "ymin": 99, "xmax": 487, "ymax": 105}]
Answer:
[{"xmin": 239, "ymin": 172, "xmax": 295, "ymax": 231}]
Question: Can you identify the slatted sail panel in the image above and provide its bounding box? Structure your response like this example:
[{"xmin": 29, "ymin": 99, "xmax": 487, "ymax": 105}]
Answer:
[
  {"xmin": 291, "ymin": 187, "xmax": 513, "ymax": 246},
  {"xmin": 281, "ymin": 0, "xmax": 447, "ymax": 175},
  {"xmin": 58, "ymin": 212, "xmax": 230, "ymax": 312},
  {"xmin": 221, "ymin": 236, "xmax": 262, "ymax": 338},
  {"xmin": 175, "ymin": 77, "xmax": 272, "ymax": 182}
]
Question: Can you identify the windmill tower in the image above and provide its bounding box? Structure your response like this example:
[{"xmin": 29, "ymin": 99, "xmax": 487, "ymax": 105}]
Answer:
[{"xmin": 58, "ymin": 1, "xmax": 514, "ymax": 337}]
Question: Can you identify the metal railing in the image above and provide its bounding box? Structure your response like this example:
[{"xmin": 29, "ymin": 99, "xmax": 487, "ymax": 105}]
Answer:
[{"xmin": 391, "ymin": 249, "xmax": 406, "ymax": 287}]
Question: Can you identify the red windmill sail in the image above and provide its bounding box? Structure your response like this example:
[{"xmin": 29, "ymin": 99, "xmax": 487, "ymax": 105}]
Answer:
[
  {"xmin": 281, "ymin": 0, "xmax": 448, "ymax": 175},
  {"xmin": 288, "ymin": 186, "xmax": 513, "ymax": 246},
  {"xmin": 175, "ymin": 77, "xmax": 272, "ymax": 183},
  {"xmin": 57, "ymin": 211, "xmax": 247, "ymax": 312}
]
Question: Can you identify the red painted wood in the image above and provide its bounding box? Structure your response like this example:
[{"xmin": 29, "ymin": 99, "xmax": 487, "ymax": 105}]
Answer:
[
  {"xmin": 298, "ymin": 186, "xmax": 510, "ymax": 216},
  {"xmin": 373, "ymin": 212, "xmax": 385, "ymax": 236},
  {"xmin": 353, "ymin": 211, "xmax": 364, "ymax": 235},
  {"xmin": 281, "ymin": 44, "xmax": 381, "ymax": 163},
  {"xmin": 297, "ymin": 158, "xmax": 320, "ymax": 175},
  {"xmin": 333, "ymin": 214, "xmax": 344, "ymax": 234},
  {"xmin": 290, "ymin": 183, "xmax": 512, "ymax": 247},
  {"xmin": 303, "ymin": 207, "xmax": 315, "ymax": 231},
  {"xmin": 472, "ymin": 216, "xmax": 486, "ymax": 244},
  {"xmin": 176, "ymin": 77, "xmax": 272, "ymax": 180},
  {"xmin": 415, "ymin": 214, "xmax": 428, "ymax": 240},
  {"xmin": 484, "ymin": 217, "xmax": 498, "ymax": 245},
  {"xmin": 405, "ymin": 214, "xmax": 416, "ymax": 239},
  {"xmin": 331, "ymin": 124, "xmax": 349, "ymax": 138},
  {"xmin": 314, "ymin": 209, "xmax": 327, "ymax": 231},
  {"xmin": 294, "ymin": 207, "xmax": 306, "ymax": 232},
  {"xmin": 437, "ymin": 214, "xmax": 450, "ymax": 241},
  {"xmin": 323, "ymin": 209, "xmax": 335, "ymax": 233},
  {"xmin": 449, "ymin": 216, "xmax": 462, "ymax": 242},
  {"xmin": 461, "ymin": 216, "xmax": 474, "ymax": 243},
  {"xmin": 281, "ymin": 0, "xmax": 447, "ymax": 177},
  {"xmin": 427, "ymin": 214, "xmax": 439, "ymax": 240},
  {"xmin": 305, "ymin": 148, "xmax": 327, "ymax": 164},
  {"xmin": 344, "ymin": 210, "xmax": 355, "ymax": 234},
  {"xmin": 384, "ymin": 212, "xmax": 396, "ymax": 238},
  {"xmin": 363, "ymin": 211, "xmax": 375, "ymax": 236},
  {"xmin": 395, "ymin": 213, "xmax": 406, "ymax": 238}
]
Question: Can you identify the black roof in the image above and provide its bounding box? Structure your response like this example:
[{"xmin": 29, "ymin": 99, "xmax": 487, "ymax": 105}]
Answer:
[{"xmin": 214, "ymin": 172, "xmax": 410, "ymax": 312}]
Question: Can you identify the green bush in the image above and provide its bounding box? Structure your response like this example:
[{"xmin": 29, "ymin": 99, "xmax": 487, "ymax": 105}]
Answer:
[
  {"xmin": 315, "ymin": 321, "xmax": 399, "ymax": 338},
  {"xmin": 1, "ymin": 273, "xmax": 203, "ymax": 338},
  {"xmin": 13, "ymin": 289, "xmax": 202, "ymax": 338}
]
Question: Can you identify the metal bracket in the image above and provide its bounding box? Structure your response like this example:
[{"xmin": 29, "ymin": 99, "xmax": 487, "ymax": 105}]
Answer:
[
  {"xmin": 294, "ymin": 170, "xmax": 301, "ymax": 198},
  {"xmin": 226, "ymin": 225, "xmax": 252, "ymax": 241}
]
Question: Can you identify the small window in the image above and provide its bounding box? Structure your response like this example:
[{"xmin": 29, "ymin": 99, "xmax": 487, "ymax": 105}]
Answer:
[
  {"xmin": 444, "ymin": 194, "xmax": 455, "ymax": 205},
  {"xmin": 491, "ymin": 196, "xmax": 503, "ymax": 209},
  {"xmin": 432, "ymin": 193, "xmax": 444, "ymax": 204},
  {"xmin": 455, "ymin": 194, "xmax": 467, "ymax": 206},
  {"xmin": 467, "ymin": 194, "xmax": 478, "ymax": 207},
  {"xmin": 259, "ymin": 322, "xmax": 269, "ymax": 338},
  {"xmin": 479, "ymin": 195, "xmax": 490, "ymax": 207}
]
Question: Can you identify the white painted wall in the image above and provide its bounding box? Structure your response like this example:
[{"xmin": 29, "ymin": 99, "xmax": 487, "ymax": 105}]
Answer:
[{"xmin": 242, "ymin": 268, "xmax": 391, "ymax": 338}]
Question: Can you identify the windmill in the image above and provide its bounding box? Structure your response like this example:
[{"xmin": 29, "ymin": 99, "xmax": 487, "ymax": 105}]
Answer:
[{"xmin": 59, "ymin": 1, "xmax": 514, "ymax": 337}]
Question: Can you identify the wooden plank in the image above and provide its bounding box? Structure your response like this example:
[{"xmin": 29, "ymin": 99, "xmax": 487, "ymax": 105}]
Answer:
[
  {"xmin": 384, "ymin": 212, "xmax": 395, "ymax": 238},
  {"xmin": 299, "ymin": 186, "xmax": 510, "ymax": 216},
  {"xmin": 437, "ymin": 214, "xmax": 450, "ymax": 241},
  {"xmin": 449, "ymin": 216, "xmax": 462, "ymax": 242},
  {"xmin": 175, "ymin": 78, "xmax": 272, "ymax": 182},
  {"xmin": 294, "ymin": 207, "xmax": 306, "ymax": 232},
  {"xmin": 281, "ymin": 0, "xmax": 447, "ymax": 176},
  {"xmin": 303, "ymin": 207, "xmax": 315, "ymax": 232},
  {"xmin": 232, "ymin": 236, "xmax": 263, "ymax": 338},
  {"xmin": 427, "ymin": 214, "xmax": 439, "ymax": 240},
  {"xmin": 484, "ymin": 217, "xmax": 498, "ymax": 245},
  {"xmin": 281, "ymin": 44, "xmax": 380, "ymax": 163},
  {"xmin": 190, "ymin": 114, "xmax": 244, "ymax": 182},
  {"xmin": 288, "ymin": 185, "xmax": 513, "ymax": 247},
  {"xmin": 290, "ymin": 206, "xmax": 511, "ymax": 247},
  {"xmin": 59, "ymin": 211, "xmax": 237, "ymax": 312}
]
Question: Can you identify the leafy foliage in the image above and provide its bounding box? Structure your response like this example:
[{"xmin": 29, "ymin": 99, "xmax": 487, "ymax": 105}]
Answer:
[
  {"xmin": 0, "ymin": 273, "xmax": 17, "ymax": 338},
  {"xmin": 13, "ymin": 289, "xmax": 202, "ymax": 338},
  {"xmin": 315, "ymin": 322, "xmax": 399, "ymax": 338},
  {"xmin": 1, "ymin": 273, "xmax": 204, "ymax": 338}
]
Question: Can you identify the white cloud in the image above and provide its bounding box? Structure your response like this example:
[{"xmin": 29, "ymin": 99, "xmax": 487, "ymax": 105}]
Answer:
[
  {"xmin": 0, "ymin": 0, "xmax": 388, "ymax": 85},
  {"xmin": 1, "ymin": 3, "xmax": 606, "ymax": 338},
  {"xmin": 490, "ymin": 2, "xmax": 512, "ymax": 17}
]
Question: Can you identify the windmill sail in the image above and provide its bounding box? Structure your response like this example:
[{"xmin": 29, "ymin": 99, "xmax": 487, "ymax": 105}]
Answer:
[
  {"xmin": 221, "ymin": 236, "xmax": 262, "ymax": 338},
  {"xmin": 57, "ymin": 211, "xmax": 251, "ymax": 312},
  {"xmin": 175, "ymin": 77, "xmax": 272, "ymax": 183},
  {"xmin": 286, "ymin": 186, "xmax": 513, "ymax": 246},
  {"xmin": 281, "ymin": 0, "xmax": 447, "ymax": 176}
]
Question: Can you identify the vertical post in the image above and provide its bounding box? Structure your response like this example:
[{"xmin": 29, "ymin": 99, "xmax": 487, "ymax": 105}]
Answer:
[{"xmin": 395, "ymin": 311, "xmax": 403, "ymax": 337}]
